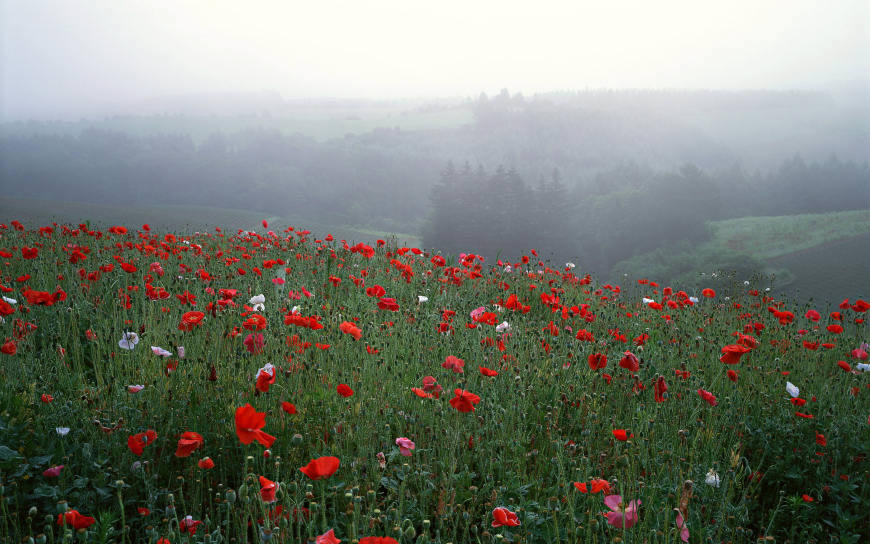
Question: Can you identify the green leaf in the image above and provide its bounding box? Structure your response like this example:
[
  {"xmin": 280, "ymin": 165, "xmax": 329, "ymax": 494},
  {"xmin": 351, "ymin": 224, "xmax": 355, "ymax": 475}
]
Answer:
[{"xmin": 0, "ymin": 445, "xmax": 22, "ymax": 462}]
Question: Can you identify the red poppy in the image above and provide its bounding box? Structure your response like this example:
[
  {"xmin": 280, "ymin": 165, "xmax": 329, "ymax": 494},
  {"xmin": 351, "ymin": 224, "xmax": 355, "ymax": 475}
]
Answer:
[
  {"xmin": 449, "ymin": 389, "xmax": 480, "ymax": 412},
  {"xmin": 57, "ymin": 510, "xmax": 96, "ymax": 529},
  {"xmin": 365, "ymin": 285, "xmax": 386, "ymax": 297},
  {"xmin": 442, "ymin": 355, "xmax": 465, "ymax": 373},
  {"xmin": 653, "ymin": 376, "xmax": 668, "ymax": 402},
  {"xmin": 491, "ymin": 507, "xmax": 521, "ymax": 527},
  {"xmin": 837, "ymin": 361, "xmax": 852, "ymax": 372},
  {"xmin": 198, "ymin": 457, "xmax": 215, "ymax": 469},
  {"xmin": 612, "ymin": 429, "xmax": 631, "ymax": 441},
  {"xmin": 41, "ymin": 393, "xmax": 54, "ymax": 403},
  {"xmin": 281, "ymin": 401, "xmax": 297, "ymax": 415},
  {"xmin": 1, "ymin": 340, "xmax": 16, "ymax": 356},
  {"xmin": 479, "ymin": 366, "xmax": 498, "ymax": 377},
  {"xmin": 590, "ymin": 478, "xmax": 612, "ymax": 494},
  {"xmin": 127, "ymin": 430, "xmax": 157, "ymax": 456},
  {"xmin": 178, "ymin": 311, "xmax": 205, "ymax": 331},
  {"xmin": 243, "ymin": 314, "xmax": 267, "ymax": 331},
  {"xmin": 720, "ymin": 344, "xmax": 750, "ymax": 364},
  {"xmin": 805, "ymin": 309, "xmax": 821, "ymax": 322},
  {"xmin": 701, "ymin": 288, "xmax": 715, "ymax": 298},
  {"xmin": 339, "ymin": 321, "xmax": 362, "ymax": 340},
  {"xmin": 299, "ymin": 456, "xmax": 340, "ymax": 480},
  {"xmin": 259, "ymin": 475, "xmax": 279, "ymax": 503},
  {"xmin": 826, "ymin": 324, "xmax": 843, "ymax": 335},
  {"xmin": 175, "ymin": 432, "xmax": 204, "ymax": 457},
  {"xmin": 697, "ymin": 389, "xmax": 718, "ymax": 407},
  {"xmin": 235, "ymin": 404, "xmax": 276, "ymax": 448},
  {"xmin": 727, "ymin": 369, "xmax": 738, "ymax": 382},
  {"xmin": 359, "ymin": 538, "xmax": 398, "ymax": 544},
  {"xmin": 377, "ymin": 297, "xmax": 399, "ymax": 311},
  {"xmin": 815, "ymin": 432, "xmax": 827, "ymax": 446},
  {"xmin": 574, "ymin": 482, "xmax": 588, "ymax": 493},
  {"xmin": 588, "ymin": 353, "xmax": 607, "ymax": 370},
  {"xmin": 619, "ymin": 351, "xmax": 639, "ymax": 372},
  {"xmin": 336, "ymin": 384, "xmax": 354, "ymax": 397}
]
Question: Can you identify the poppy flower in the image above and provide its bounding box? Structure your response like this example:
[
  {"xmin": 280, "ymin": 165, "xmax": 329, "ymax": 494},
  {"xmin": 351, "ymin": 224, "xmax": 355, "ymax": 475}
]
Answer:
[
  {"xmin": 259, "ymin": 475, "xmax": 279, "ymax": 503},
  {"xmin": 377, "ymin": 297, "xmax": 399, "ymax": 311},
  {"xmin": 574, "ymin": 482, "xmax": 589, "ymax": 493},
  {"xmin": 336, "ymin": 384, "xmax": 354, "ymax": 397},
  {"xmin": 479, "ymin": 365, "xmax": 499, "ymax": 377},
  {"xmin": 442, "ymin": 355, "xmax": 464, "ymax": 373},
  {"xmin": 619, "ymin": 351, "xmax": 639, "ymax": 372},
  {"xmin": 701, "ymin": 288, "xmax": 715, "ymax": 298},
  {"xmin": 178, "ymin": 311, "xmax": 205, "ymax": 331},
  {"xmin": 339, "ymin": 321, "xmax": 362, "ymax": 340},
  {"xmin": 179, "ymin": 515, "xmax": 202, "ymax": 534},
  {"xmin": 837, "ymin": 361, "xmax": 852, "ymax": 372},
  {"xmin": 1, "ymin": 340, "xmax": 15, "ymax": 356},
  {"xmin": 395, "ymin": 437, "xmax": 415, "ymax": 456},
  {"xmin": 235, "ymin": 404, "xmax": 276, "ymax": 448},
  {"xmin": 675, "ymin": 508, "xmax": 689, "ymax": 542},
  {"xmin": 198, "ymin": 457, "xmax": 215, "ymax": 469},
  {"xmin": 243, "ymin": 314, "xmax": 267, "ymax": 331},
  {"xmin": 244, "ymin": 333, "xmax": 265, "ymax": 354},
  {"xmin": 256, "ymin": 363, "xmax": 276, "ymax": 393},
  {"xmin": 365, "ymin": 285, "xmax": 386, "ymax": 297},
  {"xmin": 449, "ymin": 389, "xmax": 480, "ymax": 412},
  {"xmin": 316, "ymin": 529, "xmax": 342, "ymax": 544},
  {"xmin": 697, "ymin": 389, "xmax": 718, "ymax": 407},
  {"xmin": 118, "ymin": 332, "xmax": 140, "ymax": 350},
  {"xmin": 57, "ymin": 510, "xmax": 96, "ymax": 529},
  {"xmin": 612, "ymin": 429, "xmax": 631, "ymax": 441},
  {"xmin": 42, "ymin": 465, "xmax": 64, "ymax": 478},
  {"xmin": 727, "ymin": 369, "xmax": 738, "ymax": 382},
  {"xmin": 720, "ymin": 344, "xmax": 750, "ymax": 364},
  {"xmin": 175, "ymin": 432, "xmax": 204, "ymax": 457},
  {"xmin": 358, "ymin": 538, "xmax": 398, "ymax": 544},
  {"xmin": 41, "ymin": 393, "xmax": 54, "ymax": 403},
  {"xmin": 588, "ymin": 352, "xmax": 607, "ymax": 370},
  {"xmin": 653, "ymin": 376, "xmax": 668, "ymax": 402},
  {"xmin": 491, "ymin": 507, "xmax": 521, "ymax": 527},
  {"xmin": 805, "ymin": 309, "xmax": 821, "ymax": 322},
  {"xmin": 128, "ymin": 429, "xmax": 158, "ymax": 456},
  {"xmin": 815, "ymin": 432, "xmax": 827, "ymax": 446},
  {"xmin": 603, "ymin": 495, "xmax": 641, "ymax": 528},
  {"xmin": 590, "ymin": 478, "xmax": 611, "ymax": 494},
  {"xmin": 299, "ymin": 456, "xmax": 340, "ymax": 480},
  {"xmin": 281, "ymin": 401, "xmax": 297, "ymax": 414}
]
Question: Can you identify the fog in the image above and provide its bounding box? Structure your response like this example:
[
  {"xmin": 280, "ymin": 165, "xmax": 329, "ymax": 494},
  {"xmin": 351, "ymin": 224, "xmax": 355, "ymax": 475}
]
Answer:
[{"xmin": 2, "ymin": 0, "xmax": 868, "ymax": 119}]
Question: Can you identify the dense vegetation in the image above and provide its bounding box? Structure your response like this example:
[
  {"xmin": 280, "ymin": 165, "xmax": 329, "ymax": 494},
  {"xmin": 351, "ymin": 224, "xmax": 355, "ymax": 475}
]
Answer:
[{"xmin": 0, "ymin": 220, "xmax": 867, "ymax": 543}]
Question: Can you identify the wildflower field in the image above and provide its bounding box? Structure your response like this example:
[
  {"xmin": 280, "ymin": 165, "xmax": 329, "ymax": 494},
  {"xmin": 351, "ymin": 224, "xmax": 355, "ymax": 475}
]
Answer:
[{"xmin": 0, "ymin": 219, "xmax": 867, "ymax": 544}]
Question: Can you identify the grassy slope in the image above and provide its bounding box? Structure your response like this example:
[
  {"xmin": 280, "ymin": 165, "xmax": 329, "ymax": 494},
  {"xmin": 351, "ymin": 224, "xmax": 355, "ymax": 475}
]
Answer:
[
  {"xmin": 707, "ymin": 210, "xmax": 870, "ymax": 260},
  {"xmin": 0, "ymin": 196, "xmax": 422, "ymax": 247},
  {"xmin": 612, "ymin": 210, "xmax": 870, "ymax": 305}
]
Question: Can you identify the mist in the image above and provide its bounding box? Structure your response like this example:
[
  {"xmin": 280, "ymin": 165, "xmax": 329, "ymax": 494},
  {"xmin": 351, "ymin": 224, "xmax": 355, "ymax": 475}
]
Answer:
[
  {"xmin": 1, "ymin": 0, "xmax": 869, "ymax": 304},
  {"xmin": 2, "ymin": 0, "xmax": 869, "ymax": 120}
]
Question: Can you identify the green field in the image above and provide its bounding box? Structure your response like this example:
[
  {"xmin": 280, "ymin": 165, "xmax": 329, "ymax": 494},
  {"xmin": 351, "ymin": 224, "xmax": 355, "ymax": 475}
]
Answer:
[{"xmin": 613, "ymin": 210, "xmax": 870, "ymax": 305}]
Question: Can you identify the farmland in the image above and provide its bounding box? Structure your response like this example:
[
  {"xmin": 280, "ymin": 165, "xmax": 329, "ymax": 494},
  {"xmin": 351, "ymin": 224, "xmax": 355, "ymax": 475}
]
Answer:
[{"xmin": 0, "ymin": 219, "xmax": 867, "ymax": 543}]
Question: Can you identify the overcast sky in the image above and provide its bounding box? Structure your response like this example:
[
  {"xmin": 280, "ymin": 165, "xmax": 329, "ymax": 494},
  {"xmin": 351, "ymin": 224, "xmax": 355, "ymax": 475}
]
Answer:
[{"xmin": 2, "ymin": 0, "xmax": 868, "ymax": 119}]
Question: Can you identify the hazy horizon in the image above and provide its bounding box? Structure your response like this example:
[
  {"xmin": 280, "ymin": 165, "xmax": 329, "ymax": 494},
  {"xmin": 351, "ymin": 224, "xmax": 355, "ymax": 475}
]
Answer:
[{"xmin": 2, "ymin": 0, "xmax": 868, "ymax": 120}]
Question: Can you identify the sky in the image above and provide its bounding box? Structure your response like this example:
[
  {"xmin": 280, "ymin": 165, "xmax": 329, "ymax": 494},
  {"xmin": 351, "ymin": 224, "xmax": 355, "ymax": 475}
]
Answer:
[{"xmin": 1, "ymin": 0, "xmax": 868, "ymax": 119}]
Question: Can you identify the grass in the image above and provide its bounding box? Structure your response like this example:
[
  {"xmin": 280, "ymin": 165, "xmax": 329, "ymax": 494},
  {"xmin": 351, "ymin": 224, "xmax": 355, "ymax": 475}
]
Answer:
[
  {"xmin": 0, "ymin": 218, "xmax": 867, "ymax": 543},
  {"xmin": 707, "ymin": 210, "xmax": 870, "ymax": 260}
]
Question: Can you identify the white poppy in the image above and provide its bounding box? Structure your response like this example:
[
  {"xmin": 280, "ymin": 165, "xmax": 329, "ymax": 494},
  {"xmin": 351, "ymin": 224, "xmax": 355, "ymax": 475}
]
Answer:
[
  {"xmin": 118, "ymin": 332, "xmax": 139, "ymax": 350},
  {"xmin": 127, "ymin": 385, "xmax": 145, "ymax": 393},
  {"xmin": 786, "ymin": 382, "xmax": 799, "ymax": 398},
  {"xmin": 496, "ymin": 321, "xmax": 511, "ymax": 333},
  {"xmin": 417, "ymin": 296, "xmax": 428, "ymax": 303},
  {"xmin": 856, "ymin": 363, "xmax": 869, "ymax": 372},
  {"xmin": 177, "ymin": 346, "xmax": 185, "ymax": 359},
  {"xmin": 642, "ymin": 298, "xmax": 655, "ymax": 305},
  {"xmin": 56, "ymin": 427, "xmax": 70, "ymax": 436},
  {"xmin": 565, "ymin": 262, "xmax": 576, "ymax": 269},
  {"xmin": 2, "ymin": 296, "xmax": 16, "ymax": 304},
  {"xmin": 689, "ymin": 297, "xmax": 699, "ymax": 304},
  {"xmin": 705, "ymin": 469, "xmax": 720, "ymax": 487}
]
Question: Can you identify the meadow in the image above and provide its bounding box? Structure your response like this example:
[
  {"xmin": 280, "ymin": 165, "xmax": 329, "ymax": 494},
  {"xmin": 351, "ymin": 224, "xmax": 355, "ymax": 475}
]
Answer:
[{"xmin": 0, "ymin": 219, "xmax": 867, "ymax": 544}]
